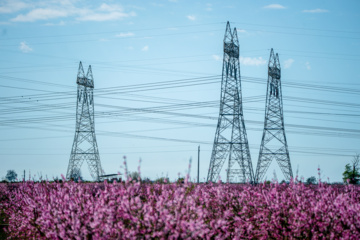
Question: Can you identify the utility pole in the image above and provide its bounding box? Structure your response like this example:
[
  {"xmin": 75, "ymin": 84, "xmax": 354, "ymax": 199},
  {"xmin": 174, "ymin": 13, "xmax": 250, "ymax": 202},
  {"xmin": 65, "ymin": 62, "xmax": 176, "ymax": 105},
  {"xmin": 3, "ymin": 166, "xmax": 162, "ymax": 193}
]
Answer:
[
  {"xmin": 66, "ymin": 62, "xmax": 103, "ymax": 181},
  {"xmin": 207, "ymin": 22, "xmax": 254, "ymax": 183},
  {"xmin": 197, "ymin": 145, "xmax": 200, "ymax": 183},
  {"xmin": 255, "ymin": 49, "xmax": 293, "ymax": 182}
]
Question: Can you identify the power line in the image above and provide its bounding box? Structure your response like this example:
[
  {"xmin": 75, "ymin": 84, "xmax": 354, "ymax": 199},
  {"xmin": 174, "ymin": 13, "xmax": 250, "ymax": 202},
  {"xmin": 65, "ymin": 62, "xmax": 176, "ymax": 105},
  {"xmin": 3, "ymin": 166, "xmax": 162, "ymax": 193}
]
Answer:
[{"xmin": 233, "ymin": 21, "xmax": 360, "ymax": 35}]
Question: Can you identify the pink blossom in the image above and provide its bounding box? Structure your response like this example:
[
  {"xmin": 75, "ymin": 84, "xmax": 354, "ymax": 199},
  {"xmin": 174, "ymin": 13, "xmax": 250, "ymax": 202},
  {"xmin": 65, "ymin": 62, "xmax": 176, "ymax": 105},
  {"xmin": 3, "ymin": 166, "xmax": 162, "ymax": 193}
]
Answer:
[{"xmin": 0, "ymin": 180, "xmax": 359, "ymax": 239}]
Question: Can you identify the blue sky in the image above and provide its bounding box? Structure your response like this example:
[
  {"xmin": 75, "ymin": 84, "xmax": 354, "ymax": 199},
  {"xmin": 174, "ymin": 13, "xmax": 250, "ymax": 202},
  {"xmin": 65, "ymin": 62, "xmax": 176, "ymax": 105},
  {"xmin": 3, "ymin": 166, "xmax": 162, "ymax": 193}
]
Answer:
[{"xmin": 0, "ymin": 0, "xmax": 359, "ymax": 182}]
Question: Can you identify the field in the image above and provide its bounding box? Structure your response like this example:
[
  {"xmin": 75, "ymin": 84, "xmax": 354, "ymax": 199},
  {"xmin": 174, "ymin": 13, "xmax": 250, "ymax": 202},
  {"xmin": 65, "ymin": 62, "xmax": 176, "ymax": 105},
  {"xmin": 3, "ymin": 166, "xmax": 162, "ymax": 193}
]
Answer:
[{"xmin": 1, "ymin": 180, "xmax": 360, "ymax": 239}]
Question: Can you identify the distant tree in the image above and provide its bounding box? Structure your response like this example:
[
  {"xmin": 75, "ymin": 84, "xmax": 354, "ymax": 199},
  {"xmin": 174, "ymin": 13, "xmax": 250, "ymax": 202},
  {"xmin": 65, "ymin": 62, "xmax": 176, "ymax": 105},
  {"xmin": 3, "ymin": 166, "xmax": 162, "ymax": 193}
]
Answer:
[
  {"xmin": 129, "ymin": 171, "xmax": 140, "ymax": 181},
  {"xmin": 343, "ymin": 154, "xmax": 360, "ymax": 184},
  {"xmin": 70, "ymin": 169, "xmax": 83, "ymax": 182},
  {"xmin": 154, "ymin": 177, "xmax": 168, "ymax": 184},
  {"xmin": 177, "ymin": 177, "xmax": 185, "ymax": 184},
  {"xmin": 110, "ymin": 178, "xmax": 119, "ymax": 183},
  {"xmin": 306, "ymin": 176, "xmax": 317, "ymax": 184},
  {"xmin": 5, "ymin": 170, "xmax": 17, "ymax": 182},
  {"xmin": 142, "ymin": 177, "xmax": 152, "ymax": 183}
]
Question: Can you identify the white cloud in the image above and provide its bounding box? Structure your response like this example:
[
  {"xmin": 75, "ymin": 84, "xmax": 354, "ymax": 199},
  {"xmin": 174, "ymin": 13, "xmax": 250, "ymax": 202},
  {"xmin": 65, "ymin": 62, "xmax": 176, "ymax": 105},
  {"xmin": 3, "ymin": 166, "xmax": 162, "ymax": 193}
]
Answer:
[
  {"xmin": 237, "ymin": 29, "xmax": 246, "ymax": 33},
  {"xmin": 19, "ymin": 42, "xmax": 32, "ymax": 53},
  {"xmin": 77, "ymin": 11, "xmax": 136, "ymax": 22},
  {"xmin": 240, "ymin": 56, "xmax": 266, "ymax": 66},
  {"xmin": 0, "ymin": 0, "xmax": 28, "ymax": 13},
  {"xmin": 283, "ymin": 59, "xmax": 294, "ymax": 69},
  {"xmin": 142, "ymin": 45, "xmax": 149, "ymax": 51},
  {"xmin": 206, "ymin": 3, "xmax": 212, "ymax": 11},
  {"xmin": 44, "ymin": 21, "xmax": 66, "ymax": 26},
  {"xmin": 99, "ymin": 3, "xmax": 123, "ymax": 12},
  {"xmin": 305, "ymin": 62, "xmax": 311, "ymax": 70},
  {"xmin": 12, "ymin": 8, "xmax": 70, "ymax": 22},
  {"xmin": 212, "ymin": 55, "xmax": 221, "ymax": 61},
  {"xmin": 116, "ymin": 32, "xmax": 135, "ymax": 38},
  {"xmin": 302, "ymin": 9, "xmax": 329, "ymax": 13},
  {"xmin": 10, "ymin": 2, "xmax": 136, "ymax": 23},
  {"xmin": 187, "ymin": 15, "xmax": 196, "ymax": 21},
  {"xmin": 264, "ymin": 4, "xmax": 286, "ymax": 9}
]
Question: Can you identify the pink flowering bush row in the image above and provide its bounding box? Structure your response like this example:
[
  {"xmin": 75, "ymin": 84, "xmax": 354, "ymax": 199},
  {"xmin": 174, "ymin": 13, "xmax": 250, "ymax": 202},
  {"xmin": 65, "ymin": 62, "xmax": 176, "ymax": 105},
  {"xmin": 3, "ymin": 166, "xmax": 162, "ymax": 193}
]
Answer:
[{"xmin": 1, "ymin": 180, "xmax": 360, "ymax": 239}]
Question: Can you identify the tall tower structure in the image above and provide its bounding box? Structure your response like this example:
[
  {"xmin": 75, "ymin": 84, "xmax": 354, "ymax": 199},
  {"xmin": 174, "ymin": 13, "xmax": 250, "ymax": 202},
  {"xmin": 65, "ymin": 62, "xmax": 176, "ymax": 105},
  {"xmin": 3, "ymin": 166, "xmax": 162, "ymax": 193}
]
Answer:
[
  {"xmin": 66, "ymin": 62, "xmax": 103, "ymax": 181},
  {"xmin": 207, "ymin": 22, "xmax": 254, "ymax": 183},
  {"xmin": 255, "ymin": 49, "xmax": 293, "ymax": 182}
]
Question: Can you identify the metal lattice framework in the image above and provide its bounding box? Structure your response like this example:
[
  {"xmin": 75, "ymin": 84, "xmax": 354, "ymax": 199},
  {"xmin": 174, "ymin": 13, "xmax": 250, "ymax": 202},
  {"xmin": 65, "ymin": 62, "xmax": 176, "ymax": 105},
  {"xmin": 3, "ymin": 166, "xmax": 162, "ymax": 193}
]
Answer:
[
  {"xmin": 66, "ymin": 62, "xmax": 102, "ymax": 181},
  {"xmin": 255, "ymin": 49, "xmax": 293, "ymax": 182},
  {"xmin": 207, "ymin": 22, "xmax": 254, "ymax": 183}
]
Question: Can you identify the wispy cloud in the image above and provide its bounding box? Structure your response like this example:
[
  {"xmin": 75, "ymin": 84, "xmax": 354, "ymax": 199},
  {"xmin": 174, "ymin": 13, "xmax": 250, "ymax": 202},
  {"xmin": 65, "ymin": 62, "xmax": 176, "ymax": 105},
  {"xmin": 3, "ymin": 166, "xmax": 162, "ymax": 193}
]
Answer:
[
  {"xmin": 0, "ymin": 0, "xmax": 28, "ymax": 13},
  {"xmin": 44, "ymin": 21, "xmax": 66, "ymax": 26},
  {"xmin": 187, "ymin": 15, "xmax": 196, "ymax": 21},
  {"xmin": 264, "ymin": 4, "xmax": 286, "ymax": 9},
  {"xmin": 212, "ymin": 55, "xmax": 221, "ymax": 61},
  {"xmin": 305, "ymin": 62, "xmax": 311, "ymax": 70},
  {"xmin": 12, "ymin": 8, "xmax": 70, "ymax": 22},
  {"xmin": 142, "ymin": 45, "xmax": 149, "ymax": 51},
  {"xmin": 98, "ymin": 3, "xmax": 123, "ymax": 12},
  {"xmin": 19, "ymin": 42, "xmax": 32, "ymax": 53},
  {"xmin": 302, "ymin": 9, "xmax": 329, "ymax": 13},
  {"xmin": 240, "ymin": 57, "xmax": 266, "ymax": 66},
  {"xmin": 237, "ymin": 29, "xmax": 246, "ymax": 33},
  {"xmin": 205, "ymin": 3, "xmax": 212, "ymax": 11},
  {"xmin": 77, "ymin": 10, "xmax": 136, "ymax": 22},
  {"xmin": 284, "ymin": 59, "xmax": 294, "ymax": 69},
  {"xmin": 116, "ymin": 32, "xmax": 135, "ymax": 38},
  {"xmin": 10, "ymin": 2, "xmax": 136, "ymax": 23}
]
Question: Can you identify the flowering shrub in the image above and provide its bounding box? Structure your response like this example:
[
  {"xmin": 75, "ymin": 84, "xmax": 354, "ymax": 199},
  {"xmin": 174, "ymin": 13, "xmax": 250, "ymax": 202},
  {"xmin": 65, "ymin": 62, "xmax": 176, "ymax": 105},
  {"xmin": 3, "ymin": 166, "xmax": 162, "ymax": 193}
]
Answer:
[{"xmin": 1, "ymin": 180, "xmax": 360, "ymax": 239}]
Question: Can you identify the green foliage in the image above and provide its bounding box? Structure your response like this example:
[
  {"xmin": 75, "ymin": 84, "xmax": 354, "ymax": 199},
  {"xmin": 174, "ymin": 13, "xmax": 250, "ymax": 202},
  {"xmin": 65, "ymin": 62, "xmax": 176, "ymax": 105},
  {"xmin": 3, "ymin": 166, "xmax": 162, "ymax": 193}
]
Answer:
[
  {"xmin": 154, "ymin": 177, "xmax": 169, "ymax": 184},
  {"xmin": 5, "ymin": 170, "xmax": 17, "ymax": 182},
  {"xmin": 306, "ymin": 176, "xmax": 317, "ymax": 185},
  {"xmin": 177, "ymin": 177, "xmax": 185, "ymax": 184},
  {"xmin": 343, "ymin": 163, "xmax": 360, "ymax": 184}
]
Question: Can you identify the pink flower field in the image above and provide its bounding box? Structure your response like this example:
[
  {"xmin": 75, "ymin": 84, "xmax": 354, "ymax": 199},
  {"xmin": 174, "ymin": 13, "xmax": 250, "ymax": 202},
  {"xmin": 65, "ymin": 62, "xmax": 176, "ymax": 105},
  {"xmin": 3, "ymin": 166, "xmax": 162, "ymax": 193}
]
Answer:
[{"xmin": 1, "ymin": 180, "xmax": 360, "ymax": 239}]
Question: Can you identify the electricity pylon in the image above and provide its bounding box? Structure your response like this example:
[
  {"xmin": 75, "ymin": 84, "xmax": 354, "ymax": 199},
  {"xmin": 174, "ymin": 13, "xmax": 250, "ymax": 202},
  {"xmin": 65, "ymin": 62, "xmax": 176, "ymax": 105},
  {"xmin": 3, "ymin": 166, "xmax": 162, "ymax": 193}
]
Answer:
[
  {"xmin": 255, "ymin": 49, "xmax": 293, "ymax": 182},
  {"xmin": 207, "ymin": 22, "xmax": 254, "ymax": 183},
  {"xmin": 66, "ymin": 62, "xmax": 103, "ymax": 181}
]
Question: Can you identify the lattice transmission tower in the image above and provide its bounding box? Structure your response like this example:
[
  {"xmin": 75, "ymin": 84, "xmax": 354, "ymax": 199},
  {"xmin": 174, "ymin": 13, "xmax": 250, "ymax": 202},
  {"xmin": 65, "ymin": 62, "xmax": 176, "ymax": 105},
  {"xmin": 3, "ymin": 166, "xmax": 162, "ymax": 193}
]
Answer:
[
  {"xmin": 255, "ymin": 49, "xmax": 293, "ymax": 182},
  {"xmin": 66, "ymin": 62, "xmax": 103, "ymax": 181},
  {"xmin": 207, "ymin": 22, "xmax": 254, "ymax": 183}
]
